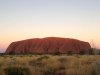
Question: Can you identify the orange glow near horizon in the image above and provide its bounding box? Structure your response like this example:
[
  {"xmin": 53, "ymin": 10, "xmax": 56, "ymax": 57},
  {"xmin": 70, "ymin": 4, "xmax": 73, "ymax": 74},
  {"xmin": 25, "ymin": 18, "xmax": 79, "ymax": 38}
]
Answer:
[
  {"xmin": 1, "ymin": 35, "xmax": 100, "ymax": 51},
  {"xmin": 0, "ymin": 0, "xmax": 100, "ymax": 52}
]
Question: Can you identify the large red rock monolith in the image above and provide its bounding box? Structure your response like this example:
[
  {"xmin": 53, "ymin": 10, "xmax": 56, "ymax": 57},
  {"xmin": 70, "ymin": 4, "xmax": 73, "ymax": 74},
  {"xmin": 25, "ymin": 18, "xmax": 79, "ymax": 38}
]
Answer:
[{"xmin": 5, "ymin": 37, "xmax": 91, "ymax": 54}]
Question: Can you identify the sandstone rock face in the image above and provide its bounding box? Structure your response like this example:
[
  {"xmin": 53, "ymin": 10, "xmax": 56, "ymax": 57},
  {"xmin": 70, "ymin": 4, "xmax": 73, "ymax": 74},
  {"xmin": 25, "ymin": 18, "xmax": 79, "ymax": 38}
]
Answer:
[{"xmin": 5, "ymin": 37, "xmax": 91, "ymax": 54}]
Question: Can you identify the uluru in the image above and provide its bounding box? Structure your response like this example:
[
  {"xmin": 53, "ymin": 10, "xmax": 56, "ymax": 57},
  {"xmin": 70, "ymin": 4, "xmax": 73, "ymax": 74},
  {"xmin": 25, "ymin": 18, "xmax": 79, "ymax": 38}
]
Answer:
[{"xmin": 5, "ymin": 37, "xmax": 91, "ymax": 54}]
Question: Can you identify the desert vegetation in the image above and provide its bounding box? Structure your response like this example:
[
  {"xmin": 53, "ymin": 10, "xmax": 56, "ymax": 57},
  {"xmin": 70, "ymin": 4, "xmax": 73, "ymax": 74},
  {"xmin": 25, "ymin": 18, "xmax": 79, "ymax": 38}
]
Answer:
[{"xmin": 0, "ymin": 54, "xmax": 100, "ymax": 75}]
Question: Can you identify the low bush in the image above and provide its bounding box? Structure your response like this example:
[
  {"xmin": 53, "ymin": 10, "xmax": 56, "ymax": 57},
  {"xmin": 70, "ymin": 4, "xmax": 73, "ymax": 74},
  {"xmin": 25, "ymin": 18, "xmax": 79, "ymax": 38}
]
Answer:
[
  {"xmin": 4, "ymin": 66, "xmax": 31, "ymax": 75},
  {"xmin": 94, "ymin": 62, "xmax": 100, "ymax": 75},
  {"xmin": 37, "ymin": 56, "xmax": 49, "ymax": 61},
  {"xmin": 43, "ymin": 67, "xmax": 56, "ymax": 75}
]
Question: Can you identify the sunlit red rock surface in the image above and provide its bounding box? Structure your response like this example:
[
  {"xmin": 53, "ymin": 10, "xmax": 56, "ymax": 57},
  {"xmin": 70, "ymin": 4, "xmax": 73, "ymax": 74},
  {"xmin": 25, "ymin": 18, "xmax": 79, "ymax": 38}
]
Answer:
[{"xmin": 5, "ymin": 37, "xmax": 91, "ymax": 54}]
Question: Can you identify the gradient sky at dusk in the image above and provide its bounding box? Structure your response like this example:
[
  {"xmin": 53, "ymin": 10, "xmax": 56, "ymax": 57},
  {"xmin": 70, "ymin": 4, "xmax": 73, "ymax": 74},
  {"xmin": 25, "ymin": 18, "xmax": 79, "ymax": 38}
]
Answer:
[{"xmin": 0, "ymin": 0, "xmax": 100, "ymax": 52}]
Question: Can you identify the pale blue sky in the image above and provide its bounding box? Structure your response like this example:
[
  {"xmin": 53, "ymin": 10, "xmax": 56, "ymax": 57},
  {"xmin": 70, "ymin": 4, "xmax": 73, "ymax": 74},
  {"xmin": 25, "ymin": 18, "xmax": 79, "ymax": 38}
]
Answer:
[{"xmin": 0, "ymin": 0, "xmax": 100, "ymax": 52}]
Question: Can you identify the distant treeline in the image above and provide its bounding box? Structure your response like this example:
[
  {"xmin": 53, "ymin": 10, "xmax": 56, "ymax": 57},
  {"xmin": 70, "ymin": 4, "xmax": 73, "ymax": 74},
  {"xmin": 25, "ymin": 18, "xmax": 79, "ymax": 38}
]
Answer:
[
  {"xmin": 88, "ymin": 48, "xmax": 100, "ymax": 55},
  {"xmin": 0, "ymin": 48, "xmax": 100, "ymax": 55}
]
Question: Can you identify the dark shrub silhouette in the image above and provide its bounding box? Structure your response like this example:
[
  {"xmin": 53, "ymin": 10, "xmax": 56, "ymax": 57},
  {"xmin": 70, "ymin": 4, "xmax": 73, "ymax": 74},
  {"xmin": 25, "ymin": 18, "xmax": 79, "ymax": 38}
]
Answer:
[
  {"xmin": 4, "ymin": 67, "xmax": 31, "ymax": 75},
  {"xmin": 88, "ymin": 48, "xmax": 94, "ymax": 55},
  {"xmin": 67, "ymin": 51, "xmax": 73, "ymax": 55},
  {"xmin": 79, "ymin": 50, "xmax": 85, "ymax": 55}
]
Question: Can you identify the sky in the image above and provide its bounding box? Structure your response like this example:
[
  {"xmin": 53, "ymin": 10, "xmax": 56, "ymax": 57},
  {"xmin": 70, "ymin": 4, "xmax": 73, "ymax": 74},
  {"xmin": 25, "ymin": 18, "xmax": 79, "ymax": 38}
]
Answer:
[{"xmin": 0, "ymin": 0, "xmax": 100, "ymax": 52}]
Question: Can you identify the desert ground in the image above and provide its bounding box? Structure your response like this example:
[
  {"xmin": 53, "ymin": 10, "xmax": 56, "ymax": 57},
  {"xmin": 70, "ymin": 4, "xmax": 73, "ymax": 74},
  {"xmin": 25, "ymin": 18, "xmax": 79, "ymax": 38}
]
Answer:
[{"xmin": 0, "ymin": 55, "xmax": 100, "ymax": 75}]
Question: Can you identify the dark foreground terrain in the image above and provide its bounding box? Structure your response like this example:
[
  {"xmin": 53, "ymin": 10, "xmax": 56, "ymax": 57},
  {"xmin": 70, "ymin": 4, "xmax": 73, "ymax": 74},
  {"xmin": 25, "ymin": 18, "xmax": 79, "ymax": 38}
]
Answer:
[{"xmin": 0, "ymin": 55, "xmax": 100, "ymax": 75}]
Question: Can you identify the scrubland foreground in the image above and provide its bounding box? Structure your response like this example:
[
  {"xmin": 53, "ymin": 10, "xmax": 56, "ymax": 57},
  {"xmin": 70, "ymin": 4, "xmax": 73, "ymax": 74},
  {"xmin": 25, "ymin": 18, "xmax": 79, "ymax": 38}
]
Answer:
[{"xmin": 0, "ymin": 55, "xmax": 100, "ymax": 75}]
